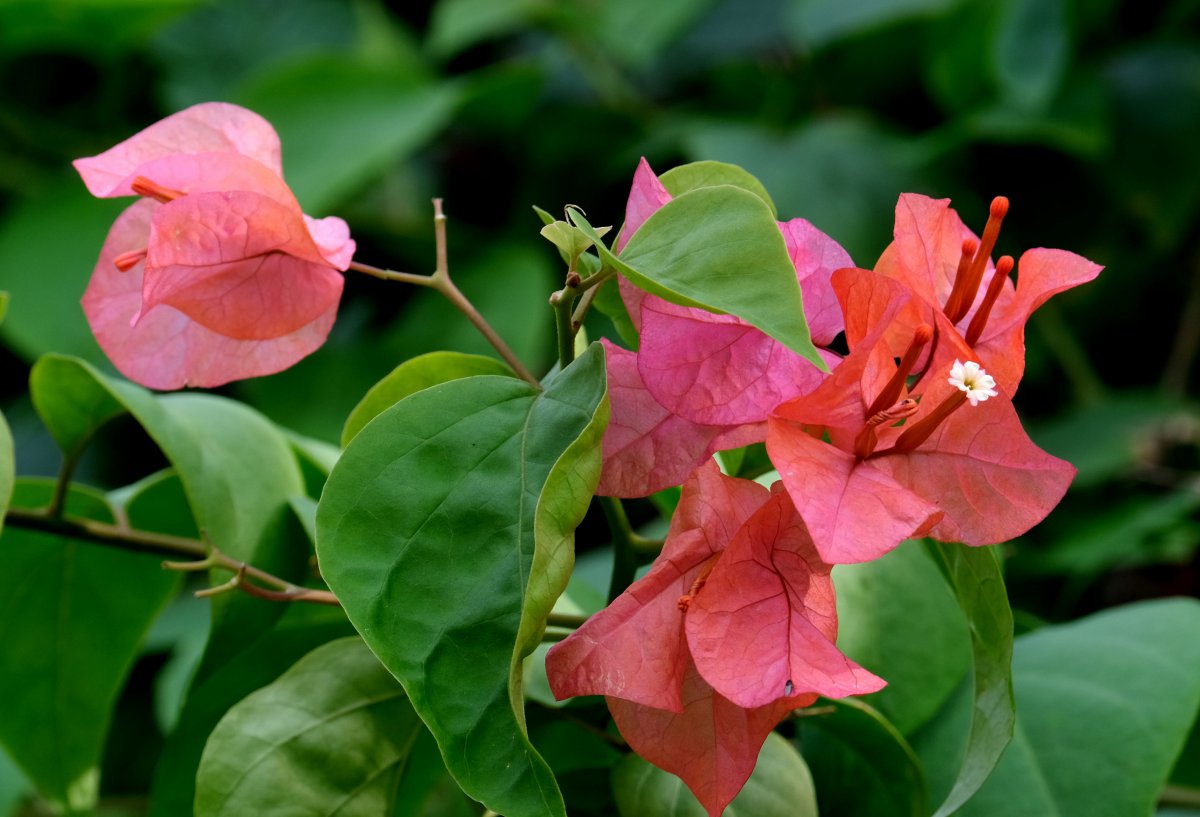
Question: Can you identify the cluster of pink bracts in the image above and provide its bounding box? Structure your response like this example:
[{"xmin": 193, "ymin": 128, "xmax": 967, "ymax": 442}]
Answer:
[
  {"xmin": 74, "ymin": 105, "xmax": 1101, "ymax": 817},
  {"xmin": 546, "ymin": 160, "xmax": 1100, "ymax": 815}
]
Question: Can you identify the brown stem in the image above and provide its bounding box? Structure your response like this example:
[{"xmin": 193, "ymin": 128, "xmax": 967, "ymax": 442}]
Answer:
[{"xmin": 4, "ymin": 507, "xmax": 339, "ymax": 606}]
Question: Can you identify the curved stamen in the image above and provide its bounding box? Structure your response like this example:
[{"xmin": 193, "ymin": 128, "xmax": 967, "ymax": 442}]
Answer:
[
  {"xmin": 865, "ymin": 324, "xmax": 933, "ymax": 418},
  {"xmin": 964, "ymin": 255, "xmax": 1014, "ymax": 346},
  {"xmin": 130, "ymin": 176, "xmax": 185, "ymax": 203},
  {"xmin": 944, "ymin": 197, "xmax": 1009, "ymax": 324},
  {"xmin": 882, "ymin": 360, "xmax": 997, "ymax": 455},
  {"xmin": 853, "ymin": 398, "xmax": 920, "ymax": 459},
  {"xmin": 113, "ymin": 247, "xmax": 148, "ymax": 272}
]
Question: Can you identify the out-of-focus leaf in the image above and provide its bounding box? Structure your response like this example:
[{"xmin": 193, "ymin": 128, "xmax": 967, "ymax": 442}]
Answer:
[
  {"xmin": 531, "ymin": 720, "xmax": 621, "ymax": 775},
  {"xmin": 0, "ymin": 375, "xmax": 11, "ymax": 534},
  {"xmin": 587, "ymin": 0, "xmax": 718, "ymax": 69},
  {"xmin": 788, "ymin": 0, "xmax": 960, "ymax": 49},
  {"xmin": 1030, "ymin": 394, "xmax": 1194, "ymax": 489},
  {"xmin": 0, "ymin": 180, "xmax": 121, "ymax": 363},
  {"xmin": 152, "ymin": 0, "xmax": 357, "ymax": 107},
  {"xmin": 924, "ymin": 542, "xmax": 1014, "ymax": 817},
  {"xmin": 342, "ymin": 351, "xmax": 514, "ymax": 445},
  {"xmin": 0, "ymin": 0, "xmax": 198, "ymax": 55},
  {"xmin": 385, "ymin": 242, "xmax": 559, "ymax": 375},
  {"xmin": 236, "ymin": 57, "xmax": 460, "ymax": 211},
  {"xmin": 0, "ymin": 481, "xmax": 178, "ymax": 814},
  {"xmin": 30, "ymin": 355, "xmax": 310, "ymax": 681},
  {"xmin": 922, "ymin": 1, "xmax": 994, "ymax": 114},
  {"xmin": 834, "ymin": 541, "xmax": 972, "ymax": 735},
  {"xmin": 0, "ymin": 746, "xmax": 29, "ymax": 817},
  {"xmin": 391, "ymin": 728, "xmax": 478, "ymax": 817},
  {"xmin": 195, "ymin": 637, "xmax": 421, "ymax": 817},
  {"xmin": 428, "ymin": 0, "xmax": 542, "ymax": 58},
  {"xmin": 1019, "ymin": 487, "xmax": 1200, "ymax": 577},
  {"xmin": 796, "ymin": 697, "xmax": 927, "ymax": 817},
  {"xmin": 991, "ymin": 0, "xmax": 1068, "ymax": 111},
  {"xmin": 574, "ymin": 185, "xmax": 821, "ymax": 366},
  {"xmin": 612, "ymin": 732, "xmax": 818, "ymax": 817},
  {"xmin": 682, "ymin": 117, "xmax": 931, "ymax": 263},
  {"xmin": 318, "ymin": 345, "xmax": 608, "ymax": 816},
  {"xmin": 1104, "ymin": 44, "xmax": 1200, "ymax": 250},
  {"xmin": 148, "ymin": 605, "xmax": 353, "ymax": 817},
  {"xmin": 965, "ymin": 79, "xmax": 1108, "ymax": 158},
  {"xmin": 959, "ymin": 599, "xmax": 1200, "ymax": 817}
]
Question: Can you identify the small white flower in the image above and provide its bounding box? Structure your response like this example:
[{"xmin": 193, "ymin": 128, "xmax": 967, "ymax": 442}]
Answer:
[{"xmin": 948, "ymin": 359, "xmax": 998, "ymax": 406}]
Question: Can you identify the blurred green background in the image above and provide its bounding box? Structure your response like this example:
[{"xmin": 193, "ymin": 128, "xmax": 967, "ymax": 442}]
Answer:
[
  {"xmin": 0, "ymin": 0, "xmax": 1197, "ymax": 809},
  {"xmin": 4, "ymin": 0, "xmax": 1198, "ymax": 614}
]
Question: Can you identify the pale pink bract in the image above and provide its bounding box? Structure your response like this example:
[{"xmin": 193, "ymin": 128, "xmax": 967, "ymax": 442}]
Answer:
[{"xmin": 74, "ymin": 102, "xmax": 355, "ymax": 389}]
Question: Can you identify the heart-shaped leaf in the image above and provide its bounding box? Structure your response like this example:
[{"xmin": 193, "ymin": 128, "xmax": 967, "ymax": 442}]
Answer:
[
  {"xmin": 195, "ymin": 637, "xmax": 422, "ymax": 816},
  {"xmin": 317, "ymin": 343, "xmax": 608, "ymax": 817}
]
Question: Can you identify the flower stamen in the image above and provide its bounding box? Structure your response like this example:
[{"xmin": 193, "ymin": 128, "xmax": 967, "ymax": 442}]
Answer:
[
  {"xmin": 865, "ymin": 324, "xmax": 933, "ymax": 417},
  {"xmin": 944, "ymin": 197, "xmax": 1009, "ymax": 324},
  {"xmin": 884, "ymin": 360, "xmax": 996, "ymax": 454},
  {"xmin": 130, "ymin": 176, "xmax": 185, "ymax": 203},
  {"xmin": 113, "ymin": 247, "xmax": 148, "ymax": 272},
  {"xmin": 853, "ymin": 398, "xmax": 920, "ymax": 459},
  {"xmin": 964, "ymin": 255, "xmax": 1015, "ymax": 346}
]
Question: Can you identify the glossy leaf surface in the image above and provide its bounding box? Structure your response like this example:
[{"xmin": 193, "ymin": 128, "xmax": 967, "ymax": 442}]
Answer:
[
  {"xmin": 0, "ymin": 481, "xmax": 177, "ymax": 814},
  {"xmin": 611, "ymin": 732, "xmax": 818, "ymax": 817},
  {"xmin": 318, "ymin": 344, "xmax": 608, "ymax": 817},
  {"xmin": 195, "ymin": 637, "xmax": 422, "ymax": 816}
]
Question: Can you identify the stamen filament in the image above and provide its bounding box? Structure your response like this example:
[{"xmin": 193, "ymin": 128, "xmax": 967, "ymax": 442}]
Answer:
[
  {"xmin": 865, "ymin": 324, "xmax": 933, "ymax": 417},
  {"xmin": 853, "ymin": 398, "xmax": 920, "ymax": 459},
  {"xmin": 964, "ymin": 255, "xmax": 1015, "ymax": 346},
  {"xmin": 944, "ymin": 197, "xmax": 1009, "ymax": 324},
  {"xmin": 678, "ymin": 556, "xmax": 719, "ymax": 612},
  {"xmin": 130, "ymin": 176, "xmax": 185, "ymax": 203},
  {"xmin": 113, "ymin": 248, "xmax": 148, "ymax": 272},
  {"xmin": 888, "ymin": 391, "xmax": 968, "ymax": 454}
]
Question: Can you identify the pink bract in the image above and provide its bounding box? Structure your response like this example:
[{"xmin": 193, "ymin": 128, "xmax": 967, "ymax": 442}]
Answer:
[
  {"xmin": 768, "ymin": 267, "xmax": 1076, "ymax": 564},
  {"xmin": 869, "ymin": 193, "xmax": 1102, "ymax": 391},
  {"xmin": 74, "ymin": 102, "xmax": 355, "ymax": 389},
  {"xmin": 598, "ymin": 159, "xmax": 853, "ymax": 496},
  {"xmin": 547, "ymin": 463, "xmax": 882, "ymax": 815}
]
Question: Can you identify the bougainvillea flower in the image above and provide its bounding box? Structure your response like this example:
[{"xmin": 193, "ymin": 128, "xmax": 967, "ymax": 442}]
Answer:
[
  {"xmin": 596, "ymin": 340, "xmax": 763, "ymax": 497},
  {"xmin": 548, "ymin": 463, "xmax": 883, "ymax": 815},
  {"xmin": 767, "ymin": 267, "xmax": 1076, "ymax": 564},
  {"xmin": 865, "ymin": 193, "xmax": 1101, "ymax": 391},
  {"xmin": 598, "ymin": 159, "xmax": 850, "ymax": 496},
  {"xmin": 73, "ymin": 102, "xmax": 355, "ymax": 389}
]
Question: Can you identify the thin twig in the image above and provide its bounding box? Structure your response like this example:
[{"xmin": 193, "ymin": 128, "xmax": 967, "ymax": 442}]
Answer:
[
  {"xmin": 347, "ymin": 202, "xmax": 541, "ymax": 387},
  {"xmin": 547, "ymin": 611, "xmax": 588, "ymax": 629},
  {"xmin": 4, "ymin": 507, "xmax": 339, "ymax": 606}
]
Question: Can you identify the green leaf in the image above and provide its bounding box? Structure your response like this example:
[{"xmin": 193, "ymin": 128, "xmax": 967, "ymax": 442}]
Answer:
[
  {"xmin": 236, "ymin": 57, "xmax": 460, "ymax": 211},
  {"xmin": 342, "ymin": 351, "xmax": 515, "ymax": 446},
  {"xmin": 991, "ymin": 0, "xmax": 1068, "ymax": 111},
  {"xmin": 612, "ymin": 732, "xmax": 818, "ymax": 817},
  {"xmin": 787, "ymin": 0, "xmax": 959, "ymax": 49},
  {"xmin": 29, "ymin": 355, "xmax": 309, "ymax": 679},
  {"xmin": 959, "ymin": 599, "xmax": 1200, "ymax": 817},
  {"xmin": 0, "ymin": 410, "xmax": 11, "ymax": 536},
  {"xmin": 0, "ymin": 480, "xmax": 178, "ymax": 814},
  {"xmin": 682, "ymin": 116, "xmax": 933, "ymax": 264},
  {"xmin": 796, "ymin": 698, "xmax": 928, "ymax": 817},
  {"xmin": 923, "ymin": 542, "xmax": 1015, "ymax": 817},
  {"xmin": 659, "ymin": 160, "xmax": 777, "ymax": 216},
  {"xmin": 195, "ymin": 637, "xmax": 422, "ymax": 816},
  {"xmin": 0, "ymin": 179, "xmax": 119, "ymax": 363},
  {"xmin": 148, "ymin": 606, "xmax": 354, "ymax": 817},
  {"xmin": 572, "ymin": 186, "xmax": 821, "ymax": 367},
  {"xmin": 834, "ymin": 541, "xmax": 972, "ymax": 735},
  {"xmin": 0, "ymin": 746, "xmax": 30, "ymax": 817},
  {"xmin": 590, "ymin": 276, "xmax": 639, "ymax": 349},
  {"xmin": 317, "ymin": 343, "xmax": 609, "ymax": 817},
  {"xmin": 427, "ymin": 0, "xmax": 542, "ymax": 58}
]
